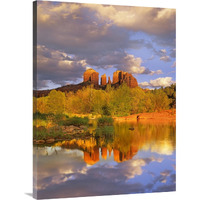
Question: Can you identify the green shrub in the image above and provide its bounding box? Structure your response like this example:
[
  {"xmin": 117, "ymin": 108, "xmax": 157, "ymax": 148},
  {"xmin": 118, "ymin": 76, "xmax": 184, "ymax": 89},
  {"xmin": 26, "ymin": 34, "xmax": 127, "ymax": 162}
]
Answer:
[
  {"xmin": 97, "ymin": 116, "xmax": 114, "ymax": 126},
  {"xmin": 33, "ymin": 112, "xmax": 48, "ymax": 120},
  {"xmin": 33, "ymin": 126, "xmax": 48, "ymax": 140},
  {"xmin": 33, "ymin": 126, "xmax": 65, "ymax": 140},
  {"xmin": 58, "ymin": 116, "xmax": 89, "ymax": 126}
]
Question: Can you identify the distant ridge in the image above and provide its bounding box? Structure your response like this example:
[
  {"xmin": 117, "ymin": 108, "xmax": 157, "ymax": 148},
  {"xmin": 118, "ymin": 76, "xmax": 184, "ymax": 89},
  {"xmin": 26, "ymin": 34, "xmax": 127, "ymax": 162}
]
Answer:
[
  {"xmin": 33, "ymin": 81, "xmax": 92, "ymax": 98},
  {"xmin": 33, "ymin": 80, "xmax": 125, "ymax": 98},
  {"xmin": 34, "ymin": 68, "xmax": 138, "ymax": 98}
]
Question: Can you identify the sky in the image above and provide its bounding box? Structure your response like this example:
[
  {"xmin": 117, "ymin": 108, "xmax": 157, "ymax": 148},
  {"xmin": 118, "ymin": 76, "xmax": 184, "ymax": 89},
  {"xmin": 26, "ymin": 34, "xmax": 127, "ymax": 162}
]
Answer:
[{"xmin": 35, "ymin": 1, "xmax": 176, "ymax": 90}]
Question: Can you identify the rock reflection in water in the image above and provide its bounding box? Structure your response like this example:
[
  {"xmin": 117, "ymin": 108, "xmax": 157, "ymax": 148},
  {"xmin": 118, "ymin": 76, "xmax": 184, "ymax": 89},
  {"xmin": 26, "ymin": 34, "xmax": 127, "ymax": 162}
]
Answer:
[{"xmin": 33, "ymin": 121, "xmax": 176, "ymax": 199}]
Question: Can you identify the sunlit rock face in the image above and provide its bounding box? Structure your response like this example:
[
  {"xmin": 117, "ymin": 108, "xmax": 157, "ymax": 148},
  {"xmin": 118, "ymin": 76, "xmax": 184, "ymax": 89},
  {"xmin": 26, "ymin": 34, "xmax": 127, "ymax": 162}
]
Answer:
[
  {"xmin": 83, "ymin": 68, "xmax": 99, "ymax": 86},
  {"xmin": 101, "ymin": 74, "xmax": 107, "ymax": 86},
  {"xmin": 112, "ymin": 70, "xmax": 138, "ymax": 88},
  {"xmin": 113, "ymin": 71, "xmax": 119, "ymax": 84},
  {"xmin": 83, "ymin": 69, "xmax": 138, "ymax": 88},
  {"xmin": 34, "ymin": 69, "xmax": 138, "ymax": 98}
]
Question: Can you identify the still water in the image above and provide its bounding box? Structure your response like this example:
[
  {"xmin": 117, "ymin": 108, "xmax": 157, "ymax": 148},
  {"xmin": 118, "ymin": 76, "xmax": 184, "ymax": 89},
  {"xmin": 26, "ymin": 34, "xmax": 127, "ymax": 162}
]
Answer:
[{"xmin": 33, "ymin": 120, "xmax": 176, "ymax": 199}]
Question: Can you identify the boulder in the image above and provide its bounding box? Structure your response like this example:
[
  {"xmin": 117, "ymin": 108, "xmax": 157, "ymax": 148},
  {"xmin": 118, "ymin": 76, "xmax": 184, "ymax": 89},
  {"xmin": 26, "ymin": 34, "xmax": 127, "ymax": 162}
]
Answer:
[
  {"xmin": 36, "ymin": 140, "xmax": 45, "ymax": 144},
  {"xmin": 46, "ymin": 139, "xmax": 55, "ymax": 143}
]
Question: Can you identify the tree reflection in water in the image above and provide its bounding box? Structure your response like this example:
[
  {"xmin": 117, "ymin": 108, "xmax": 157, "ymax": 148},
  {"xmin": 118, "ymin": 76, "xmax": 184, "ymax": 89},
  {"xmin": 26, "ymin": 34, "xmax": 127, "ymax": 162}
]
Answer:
[{"xmin": 33, "ymin": 120, "xmax": 176, "ymax": 199}]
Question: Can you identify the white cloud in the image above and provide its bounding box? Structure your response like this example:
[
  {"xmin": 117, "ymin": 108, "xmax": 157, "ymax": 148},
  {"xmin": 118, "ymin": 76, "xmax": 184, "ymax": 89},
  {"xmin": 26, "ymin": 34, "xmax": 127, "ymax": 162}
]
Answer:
[
  {"xmin": 150, "ymin": 77, "xmax": 175, "ymax": 87},
  {"xmin": 160, "ymin": 55, "xmax": 171, "ymax": 62},
  {"xmin": 87, "ymin": 5, "xmax": 176, "ymax": 36},
  {"xmin": 115, "ymin": 53, "xmax": 163, "ymax": 75},
  {"xmin": 155, "ymin": 49, "xmax": 171, "ymax": 62},
  {"xmin": 139, "ymin": 77, "xmax": 175, "ymax": 88},
  {"xmin": 150, "ymin": 70, "xmax": 163, "ymax": 75},
  {"xmin": 139, "ymin": 81, "xmax": 150, "ymax": 88},
  {"xmin": 160, "ymin": 49, "xmax": 167, "ymax": 54}
]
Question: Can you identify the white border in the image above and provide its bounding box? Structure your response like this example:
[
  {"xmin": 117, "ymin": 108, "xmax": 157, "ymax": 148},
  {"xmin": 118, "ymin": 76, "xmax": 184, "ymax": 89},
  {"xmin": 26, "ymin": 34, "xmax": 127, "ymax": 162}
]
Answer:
[{"xmin": 1, "ymin": 0, "xmax": 200, "ymax": 200}]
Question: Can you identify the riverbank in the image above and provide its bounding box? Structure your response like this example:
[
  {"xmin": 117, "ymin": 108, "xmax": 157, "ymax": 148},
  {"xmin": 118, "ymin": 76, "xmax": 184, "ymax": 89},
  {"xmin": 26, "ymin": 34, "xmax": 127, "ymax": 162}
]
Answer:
[
  {"xmin": 113, "ymin": 109, "xmax": 176, "ymax": 122},
  {"xmin": 33, "ymin": 110, "xmax": 176, "ymax": 144}
]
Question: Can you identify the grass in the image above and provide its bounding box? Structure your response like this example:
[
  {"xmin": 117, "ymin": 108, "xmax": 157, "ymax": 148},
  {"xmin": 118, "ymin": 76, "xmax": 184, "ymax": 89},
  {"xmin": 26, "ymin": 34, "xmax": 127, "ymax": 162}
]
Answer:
[
  {"xmin": 97, "ymin": 116, "xmax": 114, "ymax": 126},
  {"xmin": 33, "ymin": 119, "xmax": 48, "ymax": 128},
  {"xmin": 33, "ymin": 113, "xmax": 90, "ymax": 141},
  {"xmin": 33, "ymin": 113, "xmax": 88, "ymax": 127},
  {"xmin": 57, "ymin": 116, "xmax": 89, "ymax": 126},
  {"xmin": 33, "ymin": 126, "xmax": 63, "ymax": 140},
  {"xmin": 33, "ymin": 112, "xmax": 69, "ymax": 121},
  {"xmin": 33, "ymin": 126, "xmax": 79, "ymax": 141}
]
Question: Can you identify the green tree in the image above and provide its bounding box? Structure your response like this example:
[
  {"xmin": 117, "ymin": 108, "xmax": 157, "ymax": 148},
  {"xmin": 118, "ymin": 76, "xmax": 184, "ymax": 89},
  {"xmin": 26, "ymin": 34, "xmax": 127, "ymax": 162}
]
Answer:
[
  {"xmin": 131, "ymin": 87, "xmax": 146, "ymax": 113},
  {"xmin": 110, "ymin": 83, "xmax": 132, "ymax": 116},
  {"xmin": 151, "ymin": 89, "xmax": 170, "ymax": 111},
  {"xmin": 91, "ymin": 90, "xmax": 106, "ymax": 114},
  {"xmin": 162, "ymin": 84, "xmax": 176, "ymax": 108}
]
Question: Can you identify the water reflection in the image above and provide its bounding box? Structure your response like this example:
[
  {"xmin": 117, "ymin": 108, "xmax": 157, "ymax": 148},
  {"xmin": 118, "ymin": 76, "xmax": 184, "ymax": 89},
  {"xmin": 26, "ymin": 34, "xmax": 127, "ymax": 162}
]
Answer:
[{"xmin": 33, "ymin": 120, "xmax": 176, "ymax": 199}]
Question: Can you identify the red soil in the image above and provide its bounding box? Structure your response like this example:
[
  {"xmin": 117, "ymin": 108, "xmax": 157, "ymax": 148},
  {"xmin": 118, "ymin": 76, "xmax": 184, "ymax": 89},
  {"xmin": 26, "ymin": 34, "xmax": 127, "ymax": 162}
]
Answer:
[{"xmin": 113, "ymin": 109, "xmax": 176, "ymax": 123}]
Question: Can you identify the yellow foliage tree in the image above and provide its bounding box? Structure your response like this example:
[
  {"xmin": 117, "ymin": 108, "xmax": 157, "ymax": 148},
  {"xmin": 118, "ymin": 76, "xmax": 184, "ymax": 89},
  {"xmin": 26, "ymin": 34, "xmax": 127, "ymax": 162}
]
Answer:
[
  {"xmin": 46, "ymin": 90, "xmax": 65, "ymax": 115},
  {"xmin": 37, "ymin": 97, "xmax": 48, "ymax": 113},
  {"xmin": 33, "ymin": 97, "xmax": 37, "ymax": 114}
]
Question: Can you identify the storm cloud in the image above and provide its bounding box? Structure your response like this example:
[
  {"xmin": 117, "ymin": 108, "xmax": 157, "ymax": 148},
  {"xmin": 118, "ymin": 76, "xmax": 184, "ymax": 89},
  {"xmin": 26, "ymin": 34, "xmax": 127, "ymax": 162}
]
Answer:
[{"xmin": 35, "ymin": 1, "xmax": 176, "ymax": 89}]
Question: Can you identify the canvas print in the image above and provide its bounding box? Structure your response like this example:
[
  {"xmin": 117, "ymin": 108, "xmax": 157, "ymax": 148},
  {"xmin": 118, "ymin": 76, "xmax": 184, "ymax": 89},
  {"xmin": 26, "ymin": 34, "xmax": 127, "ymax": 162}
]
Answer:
[{"xmin": 33, "ymin": 1, "xmax": 176, "ymax": 199}]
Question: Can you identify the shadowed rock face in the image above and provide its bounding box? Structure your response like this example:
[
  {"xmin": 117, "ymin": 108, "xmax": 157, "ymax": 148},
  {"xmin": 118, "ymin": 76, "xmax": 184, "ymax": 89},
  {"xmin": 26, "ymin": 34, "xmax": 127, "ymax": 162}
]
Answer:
[{"xmin": 108, "ymin": 76, "xmax": 111, "ymax": 84}]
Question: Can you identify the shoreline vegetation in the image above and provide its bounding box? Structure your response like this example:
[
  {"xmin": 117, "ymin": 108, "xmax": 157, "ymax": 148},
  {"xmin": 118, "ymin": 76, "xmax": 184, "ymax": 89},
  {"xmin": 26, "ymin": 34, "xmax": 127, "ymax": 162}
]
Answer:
[
  {"xmin": 33, "ymin": 84, "xmax": 176, "ymax": 144},
  {"xmin": 33, "ymin": 109, "xmax": 176, "ymax": 145}
]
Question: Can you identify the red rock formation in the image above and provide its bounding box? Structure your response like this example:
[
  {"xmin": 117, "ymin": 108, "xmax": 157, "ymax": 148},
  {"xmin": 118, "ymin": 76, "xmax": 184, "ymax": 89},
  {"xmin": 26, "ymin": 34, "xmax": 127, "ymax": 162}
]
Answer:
[
  {"xmin": 101, "ymin": 147, "xmax": 107, "ymax": 160},
  {"xmin": 113, "ymin": 70, "xmax": 121, "ymax": 84},
  {"xmin": 124, "ymin": 73, "xmax": 138, "ymax": 88},
  {"xmin": 34, "ymin": 69, "xmax": 138, "ymax": 98},
  {"xmin": 112, "ymin": 70, "xmax": 138, "ymax": 88},
  {"xmin": 91, "ymin": 72, "xmax": 99, "ymax": 86},
  {"xmin": 113, "ymin": 146, "xmax": 138, "ymax": 163},
  {"xmin": 113, "ymin": 149, "xmax": 120, "ymax": 162},
  {"xmin": 83, "ymin": 68, "xmax": 99, "ymax": 86},
  {"xmin": 101, "ymin": 74, "xmax": 107, "ymax": 86},
  {"xmin": 84, "ymin": 146, "xmax": 99, "ymax": 165},
  {"xmin": 108, "ymin": 76, "xmax": 111, "ymax": 84}
]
